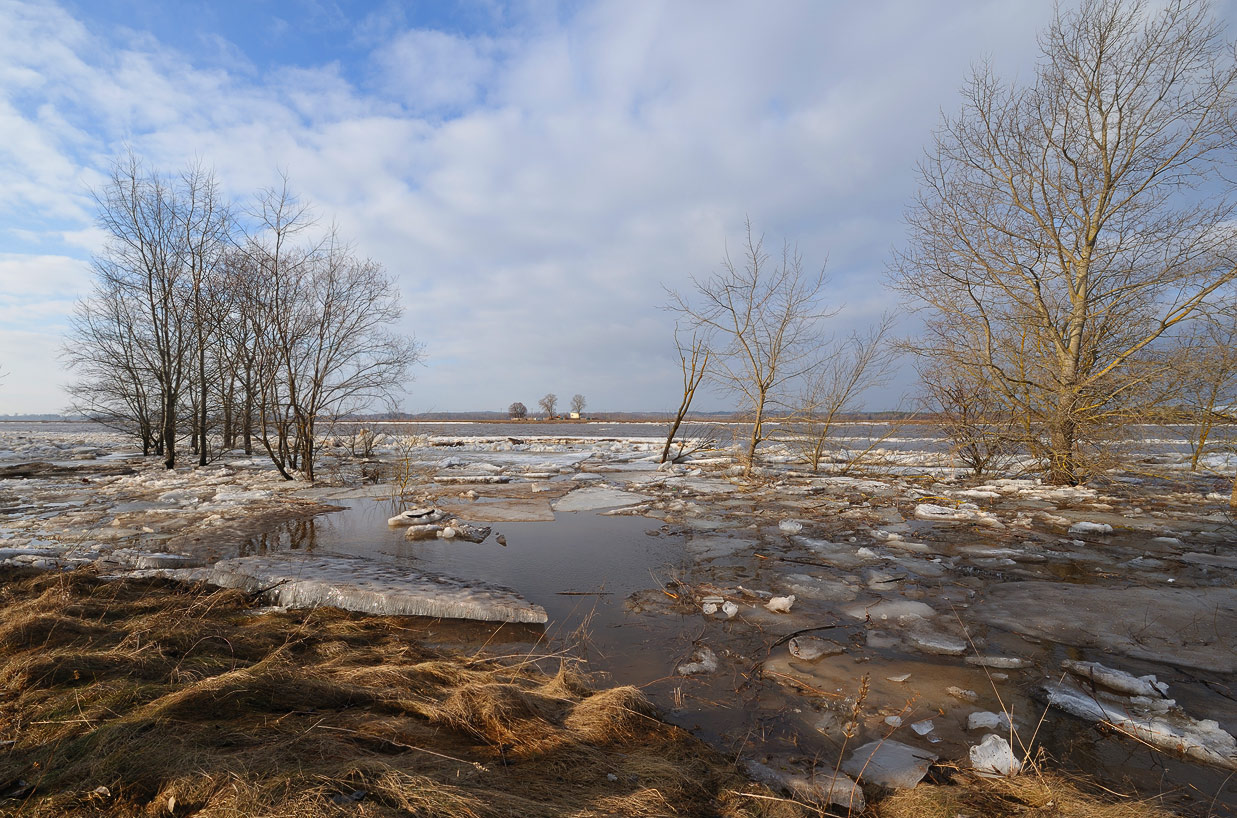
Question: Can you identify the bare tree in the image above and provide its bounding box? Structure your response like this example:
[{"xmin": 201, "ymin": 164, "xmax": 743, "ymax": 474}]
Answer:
[
  {"xmin": 788, "ymin": 314, "xmax": 898, "ymax": 473},
  {"xmin": 570, "ymin": 394, "xmax": 587, "ymax": 416},
  {"xmin": 661, "ymin": 326, "xmax": 711, "ymax": 464},
  {"xmin": 538, "ymin": 393, "xmax": 558, "ymax": 418},
  {"xmin": 918, "ymin": 360, "xmax": 1020, "ymax": 478},
  {"xmin": 243, "ymin": 182, "xmax": 420, "ymax": 481},
  {"xmin": 669, "ymin": 220, "xmax": 832, "ymax": 474},
  {"xmin": 64, "ymin": 275, "xmax": 160, "ymax": 453},
  {"xmin": 178, "ymin": 163, "xmax": 232, "ymax": 466},
  {"xmin": 86, "ymin": 154, "xmax": 198, "ymax": 468},
  {"xmin": 892, "ymin": 0, "xmax": 1237, "ymax": 485},
  {"xmin": 508, "ymin": 401, "xmax": 528, "ymax": 419},
  {"xmin": 1158, "ymin": 302, "xmax": 1237, "ymax": 487}
]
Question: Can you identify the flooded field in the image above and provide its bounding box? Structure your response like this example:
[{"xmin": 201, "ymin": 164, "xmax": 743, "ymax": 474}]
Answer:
[{"xmin": 1, "ymin": 420, "xmax": 1235, "ymax": 814}]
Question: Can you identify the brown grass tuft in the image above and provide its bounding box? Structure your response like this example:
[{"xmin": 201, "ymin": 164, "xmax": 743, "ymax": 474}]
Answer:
[{"xmin": 876, "ymin": 771, "xmax": 1180, "ymax": 818}]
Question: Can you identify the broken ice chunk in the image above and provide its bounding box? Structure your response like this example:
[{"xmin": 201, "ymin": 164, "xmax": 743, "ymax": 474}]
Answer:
[
  {"xmin": 1068, "ymin": 521, "xmax": 1113, "ymax": 535},
  {"xmin": 388, "ymin": 507, "xmax": 447, "ymax": 527},
  {"xmin": 967, "ymin": 711, "xmax": 1013, "ymax": 731},
  {"xmin": 1061, "ymin": 659, "xmax": 1169, "ymax": 698},
  {"xmin": 766, "ymin": 594, "xmax": 796, "ymax": 613},
  {"xmin": 970, "ymin": 733, "xmax": 1021, "ymax": 777},
  {"xmin": 788, "ymin": 635, "xmax": 845, "ymax": 661},
  {"xmin": 947, "ymin": 686, "xmax": 979, "ymax": 702},
  {"xmin": 678, "ymin": 646, "xmax": 719, "ymax": 676},
  {"xmin": 841, "ymin": 740, "xmax": 937, "ymax": 789}
]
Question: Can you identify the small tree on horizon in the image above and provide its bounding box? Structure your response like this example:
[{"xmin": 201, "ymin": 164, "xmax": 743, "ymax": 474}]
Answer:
[
  {"xmin": 508, "ymin": 401, "xmax": 528, "ymax": 419},
  {"xmin": 570, "ymin": 394, "xmax": 586, "ymax": 415},
  {"xmin": 538, "ymin": 393, "xmax": 558, "ymax": 418}
]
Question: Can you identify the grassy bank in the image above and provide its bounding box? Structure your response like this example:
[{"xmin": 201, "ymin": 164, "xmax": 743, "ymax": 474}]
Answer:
[{"xmin": 0, "ymin": 568, "xmax": 801, "ymax": 817}]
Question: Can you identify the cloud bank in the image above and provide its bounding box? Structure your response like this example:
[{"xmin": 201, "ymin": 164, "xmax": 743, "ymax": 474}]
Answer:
[{"xmin": 0, "ymin": 0, "xmax": 1122, "ymax": 413}]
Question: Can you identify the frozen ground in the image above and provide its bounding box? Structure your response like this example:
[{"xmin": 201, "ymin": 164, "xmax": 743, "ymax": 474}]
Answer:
[{"xmin": 1, "ymin": 420, "xmax": 1236, "ymax": 812}]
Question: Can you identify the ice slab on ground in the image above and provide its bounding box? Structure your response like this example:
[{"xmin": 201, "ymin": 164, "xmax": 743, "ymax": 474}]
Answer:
[
  {"xmin": 1040, "ymin": 680, "xmax": 1237, "ymax": 770},
  {"xmin": 552, "ymin": 486, "xmax": 652, "ymax": 512},
  {"xmin": 152, "ymin": 555, "xmax": 547, "ymax": 624},
  {"xmin": 1062, "ymin": 660, "xmax": 1169, "ymax": 698},
  {"xmin": 1068, "ymin": 521, "xmax": 1114, "ymax": 535},
  {"xmin": 966, "ymin": 655, "xmax": 1028, "ymax": 669},
  {"xmin": 388, "ymin": 508, "xmax": 447, "ymax": 527},
  {"xmin": 843, "ymin": 598, "xmax": 936, "ymax": 621},
  {"xmin": 742, "ymin": 761, "xmax": 865, "ymax": 811},
  {"xmin": 841, "ymin": 739, "xmax": 937, "ymax": 788},
  {"xmin": 1179, "ymin": 551, "xmax": 1237, "ymax": 570},
  {"xmin": 905, "ymin": 624, "xmax": 968, "ymax": 656},
  {"xmin": 975, "ymin": 582, "xmax": 1237, "ymax": 674},
  {"xmin": 433, "ymin": 474, "xmax": 510, "ymax": 484},
  {"xmin": 778, "ymin": 519, "xmax": 804, "ymax": 534},
  {"xmin": 915, "ymin": 502, "xmax": 1004, "ymax": 528}
]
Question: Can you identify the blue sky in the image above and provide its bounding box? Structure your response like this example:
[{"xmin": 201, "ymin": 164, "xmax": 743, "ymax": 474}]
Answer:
[{"xmin": 4, "ymin": 0, "xmax": 1235, "ymax": 415}]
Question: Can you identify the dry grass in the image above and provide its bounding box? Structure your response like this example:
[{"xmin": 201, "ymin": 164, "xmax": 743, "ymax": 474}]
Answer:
[
  {"xmin": 875, "ymin": 770, "xmax": 1180, "ymax": 818},
  {"xmin": 0, "ymin": 566, "xmax": 807, "ymax": 818}
]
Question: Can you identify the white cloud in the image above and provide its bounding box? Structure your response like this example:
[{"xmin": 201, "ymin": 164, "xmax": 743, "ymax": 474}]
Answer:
[
  {"xmin": 374, "ymin": 29, "xmax": 498, "ymax": 112},
  {"xmin": 0, "ymin": 0, "xmax": 1124, "ymax": 414}
]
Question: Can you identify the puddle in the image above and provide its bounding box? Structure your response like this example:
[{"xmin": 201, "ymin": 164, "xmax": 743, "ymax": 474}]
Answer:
[{"xmin": 241, "ymin": 498, "xmax": 690, "ymax": 639}]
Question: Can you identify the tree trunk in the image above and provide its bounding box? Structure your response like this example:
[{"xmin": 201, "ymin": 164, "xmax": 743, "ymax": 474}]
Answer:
[
  {"xmin": 198, "ymin": 343, "xmax": 208, "ymax": 466},
  {"xmin": 661, "ymin": 414, "xmax": 687, "ymax": 464},
  {"xmin": 243, "ymin": 392, "xmax": 252, "ymax": 455},
  {"xmin": 222, "ymin": 379, "xmax": 234, "ymax": 450},
  {"xmin": 1046, "ymin": 414, "xmax": 1079, "ymax": 486},
  {"xmin": 744, "ymin": 396, "xmax": 766, "ymax": 476},
  {"xmin": 162, "ymin": 389, "xmax": 176, "ymax": 469}
]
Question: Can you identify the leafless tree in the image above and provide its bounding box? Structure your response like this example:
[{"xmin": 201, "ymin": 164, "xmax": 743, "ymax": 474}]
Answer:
[
  {"xmin": 508, "ymin": 401, "xmax": 528, "ymax": 419},
  {"xmin": 85, "ymin": 154, "xmax": 200, "ymax": 468},
  {"xmin": 538, "ymin": 393, "xmax": 558, "ymax": 418},
  {"xmin": 788, "ymin": 314, "xmax": 898, "ymax": 473},
  {"xmin": 661, "ymin": 326, "xmax": 711, "ymax": 464},
  {"xmin": 892, "ymin": 0, "xmax": 1237, "ymax": 485},
  {"xmin": 669, "ymin": 220, "xmax": 833, "ymax": 474},
  {"xmin": 1156, "ymin": 302, "xmax": 1237, "ymax": 492},
  {"xmin": 64, "ymin": 274, "xmax": 160, "ymax": 453},
  {"xmin": 918, "ymin": 360, "xmax": 1020, "ymax": 478},
  {"xmin": 570, "ymin": 394, "xmax": 587, "ymax": 415},
  {"xmin": 243, "ymin": 181, "xmax": 420, "ymax": 481},
  {"xmin": 68, "ymin": 159, "xmax": 418, "ymax": 481},
  {"xmin": 178, "ymin": 163, "xmax": 232, "ymax": 465}
]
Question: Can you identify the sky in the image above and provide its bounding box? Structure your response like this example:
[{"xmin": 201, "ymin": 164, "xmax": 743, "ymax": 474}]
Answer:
[{"xmin": 3, "ymin": 0, "xmax": 1235, "ymax": 415}]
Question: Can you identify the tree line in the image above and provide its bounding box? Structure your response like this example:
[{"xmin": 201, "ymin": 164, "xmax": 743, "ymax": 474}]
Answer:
[
  {"xmin": 65, "ymin": 155, "xmax": 420, "ymax": 481},
  {"xmin": 507, "ymin": 394, "xmax": 586, "ymax": 419},
  {"xmin": 667, "ymin": 0, "xmax": 1237, "ymax": 496}
]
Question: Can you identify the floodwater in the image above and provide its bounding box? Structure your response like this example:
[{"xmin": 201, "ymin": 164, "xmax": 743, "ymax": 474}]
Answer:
[
  {"xmin": 242, "ymin": 500, "xmax": 697, "ymax": 685},
  {"xmin": 5, "ymin": 418, "xmax": 1235, "ymax": 812},
  {"xmin": 243, "ymin": 493, "xmax": 1237, "ymax": 816}
]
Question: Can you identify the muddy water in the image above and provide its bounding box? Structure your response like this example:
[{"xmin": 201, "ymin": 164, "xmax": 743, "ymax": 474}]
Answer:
[
  {"xmin": 241, "ymin": 500, "xmax": 695, "ymax": 683},
  {"xmin": 242, "ymin": 497, "xmax": 1237, "ymax": 815}
]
